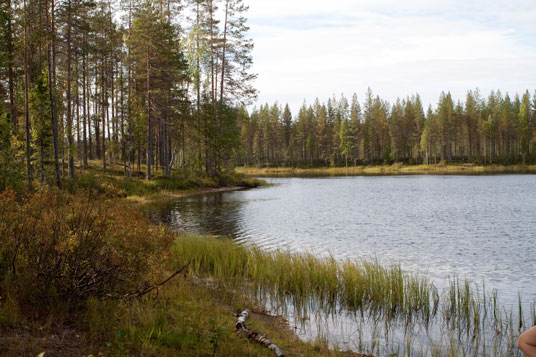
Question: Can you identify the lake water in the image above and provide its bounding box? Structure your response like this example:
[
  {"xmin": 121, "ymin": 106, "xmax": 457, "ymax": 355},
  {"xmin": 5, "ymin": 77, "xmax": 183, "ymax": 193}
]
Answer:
[
  {"xmin": 149, "ymin": 175, "xmax": 536, "ymax": 305},
  {"xmin": 147, "ymin": 175, "xmax": 536, "ymax": 354}
]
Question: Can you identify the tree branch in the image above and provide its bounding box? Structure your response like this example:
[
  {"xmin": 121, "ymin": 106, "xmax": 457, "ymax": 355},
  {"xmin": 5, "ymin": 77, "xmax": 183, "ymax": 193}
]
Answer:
[{"xmin": 120, "ymin": 261, "xmax": 190, "ymax": 299}]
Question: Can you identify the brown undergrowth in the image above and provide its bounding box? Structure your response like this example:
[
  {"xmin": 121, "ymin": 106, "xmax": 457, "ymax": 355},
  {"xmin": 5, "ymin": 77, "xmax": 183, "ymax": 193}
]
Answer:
[{"xmin": 0, "ymin": 188, "xmax": 363, "ymax": 356}]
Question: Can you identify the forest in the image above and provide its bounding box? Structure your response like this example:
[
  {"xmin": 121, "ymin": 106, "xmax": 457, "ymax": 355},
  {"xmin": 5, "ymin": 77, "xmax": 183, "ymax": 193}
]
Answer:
[
  {"xmin": 239, "ymin": 89, "xmax": 536, "ymax": 168},
  {"xmin": 1, "ymin": 0, "xmax": 536, "ymax": 192},
  {"xmin": 0, "ymin": 0, "xmax": 255, "ymax": 191}
]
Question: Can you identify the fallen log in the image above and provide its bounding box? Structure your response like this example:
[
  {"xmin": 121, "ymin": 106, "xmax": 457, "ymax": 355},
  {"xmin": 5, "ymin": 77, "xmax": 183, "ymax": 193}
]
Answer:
[{"xmin": 235, "ymin": 309, "xmax": 284, "ymax": 357}]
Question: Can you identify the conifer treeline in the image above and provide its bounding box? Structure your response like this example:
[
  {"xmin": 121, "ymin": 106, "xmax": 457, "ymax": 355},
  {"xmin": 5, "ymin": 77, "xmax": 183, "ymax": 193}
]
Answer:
[
  {"xmin": 0, "ymin": 0, "xmax": 255, "ymax": 190},
  {"xmin": 238, "ymin": 89, "xmax": 536, "ymax": 167}
]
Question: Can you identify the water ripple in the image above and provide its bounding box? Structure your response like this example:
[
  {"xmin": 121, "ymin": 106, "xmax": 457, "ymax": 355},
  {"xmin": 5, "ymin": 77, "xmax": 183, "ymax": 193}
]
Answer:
[{"xmin": 148, "ymin": 175, "xmax": 536, "ymax": 306}]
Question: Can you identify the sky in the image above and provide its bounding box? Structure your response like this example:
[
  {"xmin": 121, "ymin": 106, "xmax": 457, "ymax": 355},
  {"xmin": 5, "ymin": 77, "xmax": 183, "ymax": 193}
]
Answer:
[{"xmin": 246, "ymin": 0, "xmax": 536, "ymax": 114}]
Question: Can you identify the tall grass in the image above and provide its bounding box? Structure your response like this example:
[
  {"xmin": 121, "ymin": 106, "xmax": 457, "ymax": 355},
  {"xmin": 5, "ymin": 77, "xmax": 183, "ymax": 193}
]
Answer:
[
  {"xmin": 172, "ymin": 235, "xmax": 532, "ymax": 356},
  {"xmin": 172, "ymin": 235, "xmax": 438, "ymax": 325}
]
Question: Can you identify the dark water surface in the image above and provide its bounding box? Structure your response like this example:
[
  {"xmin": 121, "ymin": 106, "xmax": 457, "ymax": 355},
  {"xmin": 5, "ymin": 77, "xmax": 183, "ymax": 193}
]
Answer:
[{"xmin": 148, "ymin": 175, "xmax": 536, "ymax": 305}]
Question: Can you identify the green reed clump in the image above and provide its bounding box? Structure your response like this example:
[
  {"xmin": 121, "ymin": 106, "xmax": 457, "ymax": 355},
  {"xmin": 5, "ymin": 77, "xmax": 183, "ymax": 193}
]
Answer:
[
  {"xmin": 172, "ymin": 235, "xmax": 534, "ymax": 356},
  {"xmin": 172, "ymin": 235, "xmax": 438, "ymax": 323}
]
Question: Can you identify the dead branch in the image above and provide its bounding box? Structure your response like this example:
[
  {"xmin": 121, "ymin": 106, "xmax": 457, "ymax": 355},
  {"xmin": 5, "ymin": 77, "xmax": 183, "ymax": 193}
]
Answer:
[{"xmin": 120, "ymin": 261, "xmax": 190, "ymax": 299}]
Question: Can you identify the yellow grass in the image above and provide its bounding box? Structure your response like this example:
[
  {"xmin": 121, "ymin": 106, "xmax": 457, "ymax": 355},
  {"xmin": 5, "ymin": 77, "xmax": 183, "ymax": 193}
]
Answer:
[{"xmin": 236, "ymin": 164, "xmax": 536, "ymax": 176}]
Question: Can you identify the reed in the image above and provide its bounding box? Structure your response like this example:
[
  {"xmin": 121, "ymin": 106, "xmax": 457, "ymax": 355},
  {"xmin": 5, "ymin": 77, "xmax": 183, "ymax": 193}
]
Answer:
[
  {"xmin": 175, "ymin": 236, "xmax": 439, "ymax": 322},
  {"xmin": 172, "ymin": 235, "xmax": 533, "ymax": 355},
  {"xmin": 172, "ymin": 235, "xmax": 439, "ymax": 325}
]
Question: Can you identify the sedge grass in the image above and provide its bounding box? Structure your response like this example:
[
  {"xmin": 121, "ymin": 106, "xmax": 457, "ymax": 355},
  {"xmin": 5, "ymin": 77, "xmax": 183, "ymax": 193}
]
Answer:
[
  {"xmin": 172, "ymin": 235, "xmax": 437, "ymax": 325},
  {"xmin": 172, "ymin": 234, "xmax": 533, "ymax": 356}
]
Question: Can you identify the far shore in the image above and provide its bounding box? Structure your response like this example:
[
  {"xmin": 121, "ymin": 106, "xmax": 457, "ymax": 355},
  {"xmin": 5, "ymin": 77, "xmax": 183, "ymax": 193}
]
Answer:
[
  {"xmin": 127, "ymin": 185, "xmax": 251, "ymax": 204},
  {"xmin": 236, "ymin": 163, "xmax": 536, "ymax": 176}
]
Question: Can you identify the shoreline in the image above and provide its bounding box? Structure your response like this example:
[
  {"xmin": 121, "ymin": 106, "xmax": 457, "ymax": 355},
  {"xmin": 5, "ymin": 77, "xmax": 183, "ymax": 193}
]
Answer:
[
  {"xmin": 2, "ymin": 177, "xmax": 364, "ymax": 356},
  {"xmin": 126, "ymin": 185, "xmax": 250, "ymax": 204},
  {"xmin": 236, "ymin": 164, "xmax": 536, "ymax": 177}
]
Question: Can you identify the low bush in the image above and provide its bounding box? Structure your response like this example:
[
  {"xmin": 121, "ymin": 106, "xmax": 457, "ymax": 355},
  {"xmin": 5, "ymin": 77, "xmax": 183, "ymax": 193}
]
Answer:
[{"xmin": 0, "ymin": 188, "xmax": 173, "ymax": 312}]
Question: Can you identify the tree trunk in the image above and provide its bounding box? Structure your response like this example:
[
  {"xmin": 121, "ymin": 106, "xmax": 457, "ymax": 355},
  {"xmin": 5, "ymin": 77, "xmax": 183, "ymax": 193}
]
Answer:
[
  {"xmin": 82, "ymin": 41, "xmax": 88, "ymax": 167},
  {"xmin": 108, "ymin": 0, "xmax": 116, "ymax": 168},
  {"xmin": 195, "ymin": 2, "xmax": 202, "ymax": 169},
  {"xmin": 6, "ymin": 0, "xmax": 17, "ymax": 127},
  {"xmin": 102, "ymin": 63, "xmax": 107, "ymax": 170},
  {"xmin": 95, "ymin": 76, "xmax": 100, "ymax": 159},
  {"xmin": 146, "ymin": 36, "xmax": 152, "ymax": 180},
  {"xmin": 47, "ymin": 0, "xmax": 61, "ymax": 188},
  {"xmin": 66, "ymin": 0, "xmax": 75, "ymax": 178},
  {"xmin": 23, "ymin": 0, "xmax": 32, "ymax": 187},
  {"xmin": 208, "ymin": 0, "xmax": 216, "ymax": 175}
]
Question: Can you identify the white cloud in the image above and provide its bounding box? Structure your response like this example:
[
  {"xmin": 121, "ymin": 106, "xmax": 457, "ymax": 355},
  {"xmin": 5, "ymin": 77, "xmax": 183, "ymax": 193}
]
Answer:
[{"xmin": 246, "ymin": 0, "xmax": 536, "ymax": 113}]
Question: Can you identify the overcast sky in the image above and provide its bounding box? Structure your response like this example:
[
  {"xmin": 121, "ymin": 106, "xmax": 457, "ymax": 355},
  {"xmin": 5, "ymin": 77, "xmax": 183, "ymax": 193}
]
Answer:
[{"xmin": 246, "ymin": 0, "xmax": 536, "ymax": 114}]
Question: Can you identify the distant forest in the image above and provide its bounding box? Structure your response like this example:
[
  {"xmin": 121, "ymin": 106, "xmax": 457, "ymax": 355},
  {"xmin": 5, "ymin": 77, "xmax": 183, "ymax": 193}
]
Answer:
[{"xmin": 239, "ymin": 89, "xmax": 536, "ymax": 167}]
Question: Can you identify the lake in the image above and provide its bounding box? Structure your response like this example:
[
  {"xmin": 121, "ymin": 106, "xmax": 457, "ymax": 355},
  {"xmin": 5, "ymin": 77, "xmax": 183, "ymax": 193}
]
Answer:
[{"xmin": 147, "ymin": 174, "xmax": 536, "ymax": 355}]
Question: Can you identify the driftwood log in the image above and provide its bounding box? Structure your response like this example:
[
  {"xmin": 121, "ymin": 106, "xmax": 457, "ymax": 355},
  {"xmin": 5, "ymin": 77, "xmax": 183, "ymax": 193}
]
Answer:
[{"xmin": 235, "ymin": 309, "xmax": 284, "ymax": 357}]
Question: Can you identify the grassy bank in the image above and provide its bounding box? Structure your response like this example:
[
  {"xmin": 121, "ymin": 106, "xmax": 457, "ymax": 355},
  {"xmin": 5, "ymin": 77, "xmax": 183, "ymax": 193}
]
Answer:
[
  {"xmin": 236, "ymin": 163, "xmax": 536, "ymax": 176},
  {"xmin": 1, "ymin": 272, "xmax": 353, "ymax": 356},
  {"xmin": 0, "ymin": 169, "xmax": 354, "ymax": 356},
  {"xmin": 58, "ymin": 160, "xmax": 265, "ymax": 201}
]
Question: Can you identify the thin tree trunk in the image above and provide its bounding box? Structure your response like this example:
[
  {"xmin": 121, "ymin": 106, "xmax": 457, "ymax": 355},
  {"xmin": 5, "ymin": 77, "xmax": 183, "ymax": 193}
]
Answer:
[
  {"xmin": 67, "ymin": 0, "xmax": 75, "ymax": 178},
  {"xmin": 75, "ymin": 54, "xmax": 81, "ymax": 163},
  {"xmin": 82, "ymin": 41, "xmax": 88, "ymax": 167},
  {"xmin": 108, "ymin": 0, "xmax": 116, "ymax": 168},
  {"xmin": 146, "ymin": 34, "xmax": 152, "ymax": 180},
  {"xmin": 6, "ymin": 0, "xmax": 17, "ymax": 127},
  {"xmin": 137, "ymin": 143, "xmax": 141, "ymax": 173},
  {"xmin": 195, "ymin": 2, "xmax": 201, "ymax": 169},
  {"xmin": 88, "ymin": 69, "xmax": 94, "ymax": 160},
  {"xmin": 94, "ymin": 71, "xmax": 100, "ymax": 159},
  {"xmin": 219, "ymin": 0, "xmax": 229, "ymax": 147},
  {"xmin": 102, "ymin": 62, "xmax": 107, "ymax": 170},
  {"xmin": 208, "ymin": 0, "xmax": 216, "ymax": 175},
  {"xmin": 23, "ymin": 0, "xmax": 32, "ymax": 186},
  {"xmin": 47, "ymin": 0, "xmax": 61, "ymax": 188}
]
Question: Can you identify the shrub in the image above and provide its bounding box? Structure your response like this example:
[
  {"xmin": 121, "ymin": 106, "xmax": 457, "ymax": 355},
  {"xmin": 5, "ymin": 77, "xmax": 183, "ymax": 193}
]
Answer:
[{"xmin": 0, "ymin": 188, "xmax": 173, "ymax": 311}]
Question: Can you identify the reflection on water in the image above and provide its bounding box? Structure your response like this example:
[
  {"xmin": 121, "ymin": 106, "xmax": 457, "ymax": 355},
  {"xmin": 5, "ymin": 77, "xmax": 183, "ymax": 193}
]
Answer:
[
  {"xmin": 147, "ymin": 175, "xmax": 536, "ymax": 355},
  {"xmin": 149, "ymin": 194, "xmax": 245, "ymax": 237}
]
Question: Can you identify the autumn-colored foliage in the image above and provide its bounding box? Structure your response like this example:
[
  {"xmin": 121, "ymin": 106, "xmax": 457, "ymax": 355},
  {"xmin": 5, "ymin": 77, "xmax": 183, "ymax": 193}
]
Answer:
[{"xmin": 0, "ymin": 189, "xmax": 173, "ymax": 310}]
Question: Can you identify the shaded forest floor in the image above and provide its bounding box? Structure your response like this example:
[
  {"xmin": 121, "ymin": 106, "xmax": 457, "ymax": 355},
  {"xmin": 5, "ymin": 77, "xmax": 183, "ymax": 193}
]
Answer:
[
  {"xmin": 236, "ymin": 163, "xmax": 536, "ymax": 177},
  {"xmin": 60, "ymin": 159, "xmax": 265, "ymax": 200}
]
